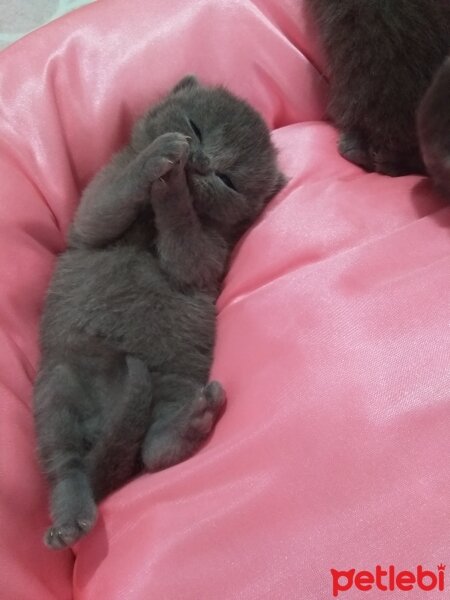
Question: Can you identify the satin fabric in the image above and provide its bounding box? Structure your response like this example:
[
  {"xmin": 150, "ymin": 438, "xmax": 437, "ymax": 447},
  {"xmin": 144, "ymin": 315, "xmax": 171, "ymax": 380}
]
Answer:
[{"xmin": 0, "ymin": 1, "xmax": 448, "ymax": 599}]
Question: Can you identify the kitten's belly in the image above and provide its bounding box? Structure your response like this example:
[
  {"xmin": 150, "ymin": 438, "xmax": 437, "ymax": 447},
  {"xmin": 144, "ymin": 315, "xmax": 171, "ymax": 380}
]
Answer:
[{"xmin": 41, "ymin": 246, "xmax": 216, "ymax": 379}]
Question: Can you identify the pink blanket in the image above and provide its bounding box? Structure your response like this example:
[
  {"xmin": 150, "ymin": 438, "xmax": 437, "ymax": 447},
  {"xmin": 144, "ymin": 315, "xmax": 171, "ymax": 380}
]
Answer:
[{"xmin": 0, "ymin": 0, "xmax": 448, "ymax": 598}]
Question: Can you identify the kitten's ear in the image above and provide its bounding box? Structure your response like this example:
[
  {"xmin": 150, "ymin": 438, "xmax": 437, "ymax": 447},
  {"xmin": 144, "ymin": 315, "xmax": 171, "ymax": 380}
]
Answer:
[{"xmin": 172, "ymin": 75, "xmax": 200, "ymax": 94}]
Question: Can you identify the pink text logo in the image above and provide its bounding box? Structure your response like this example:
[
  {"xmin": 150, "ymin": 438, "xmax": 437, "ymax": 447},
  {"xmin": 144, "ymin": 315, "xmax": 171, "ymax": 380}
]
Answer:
[{"xmin": 330, "ymin": 564, "xmax": 445, "ymax": 596}]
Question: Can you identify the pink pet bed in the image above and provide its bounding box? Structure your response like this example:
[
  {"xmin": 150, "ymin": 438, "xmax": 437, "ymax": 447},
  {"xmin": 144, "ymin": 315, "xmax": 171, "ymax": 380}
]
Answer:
[{"xmin": 1, "ymin": 0, "xmax": 448, "ymax": 598}]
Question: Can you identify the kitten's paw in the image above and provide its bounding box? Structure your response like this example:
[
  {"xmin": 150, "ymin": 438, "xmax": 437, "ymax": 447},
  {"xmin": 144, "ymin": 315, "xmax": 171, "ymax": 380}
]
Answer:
[
  {"xmin": 185, "ymin": 381, "xmax": 226, "ymax": 441},
  {"xmin": 145, "ymin": 132, "xmax": 190, "ymax": 180},
  {"xmin": 45, "ymin": 502, "xmax": 97, "ymax": 550},
  {"xmin": 151, "ymin": 153, "xmax": 190, "ymax": 206},
  {"xmin": 142, "ymin": 381, "xmax": 226, "ymax": 472},
  {"xmin": 338, "ymin": 130, "xmax": 424, "ymax": 176},
  {"xmin": 338, "ymin": 130, "xmax": 373, "ymax": 172},
  {"xmin": 370, "ymin": 149, "xmax": 425, "ymax": 176}
]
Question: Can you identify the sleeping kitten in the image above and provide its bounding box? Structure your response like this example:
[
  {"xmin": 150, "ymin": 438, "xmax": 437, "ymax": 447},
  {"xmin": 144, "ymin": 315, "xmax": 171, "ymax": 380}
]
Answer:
[
  {"xmin": 418, "ymin": 57, "xmax": 450, "ymax": 199},
  {"xmin": 305, "ymin": 0, "xmax": 450, "ymax": 175},
  {"xmin": 34, "ymin": 75, "xmax": 286, "ymax": 549}
]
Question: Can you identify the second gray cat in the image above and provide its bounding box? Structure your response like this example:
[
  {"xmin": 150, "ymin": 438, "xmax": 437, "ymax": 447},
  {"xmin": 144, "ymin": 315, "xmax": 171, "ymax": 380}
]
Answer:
[
  {"xmin": 305, "ymin": 0, "xmax": 450, "ymax": 176},
  {"xmin": 34, "ymin": 76, "xmax": 286, "ymax": 549}
]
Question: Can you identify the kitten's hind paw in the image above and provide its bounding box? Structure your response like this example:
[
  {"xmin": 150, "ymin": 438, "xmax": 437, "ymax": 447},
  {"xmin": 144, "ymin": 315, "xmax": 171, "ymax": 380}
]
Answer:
[
  {"xmin": 142, "ymin": 381, "xmax": 226, "ymax": 472},
  {"xmin": 185, "ymin": 381, "xmax": 226, "ymax": 440},
  {"xmin": 44, "ymin": 503, "xmax": 97, "ymax": 550}
]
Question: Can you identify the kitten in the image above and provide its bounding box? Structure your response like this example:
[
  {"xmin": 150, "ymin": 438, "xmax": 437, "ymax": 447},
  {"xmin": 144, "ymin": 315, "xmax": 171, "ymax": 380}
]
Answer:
[
  {"xmin": 305, "ymin": 0, "xmax": 450, "ymax": 175},
  {"xmin": 34, "ymin": 75, "xmax": 286, "ymax": 550},
  {"xmin": 418, "ymin": 57, "xmax": 450, "ymax": 198}
]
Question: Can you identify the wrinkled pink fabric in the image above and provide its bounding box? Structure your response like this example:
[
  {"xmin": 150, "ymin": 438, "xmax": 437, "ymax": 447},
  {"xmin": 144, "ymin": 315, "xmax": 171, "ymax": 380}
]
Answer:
[{"xmin": 0, "ymin": 0, "xmax": 449, "ymax": 599}]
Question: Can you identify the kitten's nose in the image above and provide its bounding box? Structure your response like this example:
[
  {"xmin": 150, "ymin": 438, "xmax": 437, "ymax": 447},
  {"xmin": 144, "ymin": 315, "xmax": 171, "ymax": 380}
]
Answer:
[{"xmin": 188, "ymin": 149, "xmax": 210, "ymax": 175}]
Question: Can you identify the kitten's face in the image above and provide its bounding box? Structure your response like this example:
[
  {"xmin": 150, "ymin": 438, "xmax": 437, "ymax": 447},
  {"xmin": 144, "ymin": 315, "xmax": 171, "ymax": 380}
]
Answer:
[{"xmin": 132, "ymin": 76, "xmax": 286, "ymax": 231}]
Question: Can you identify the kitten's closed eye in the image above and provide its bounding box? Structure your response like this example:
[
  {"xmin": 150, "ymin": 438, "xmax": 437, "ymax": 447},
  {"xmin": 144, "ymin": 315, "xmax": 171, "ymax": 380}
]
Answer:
[
  {"xmin": 189, "ymin": 119, "xmax": 202, "ymax": 142},
  {"xmin": 216, "ymin": 172, "xmax": 236, "ymax": 191}
]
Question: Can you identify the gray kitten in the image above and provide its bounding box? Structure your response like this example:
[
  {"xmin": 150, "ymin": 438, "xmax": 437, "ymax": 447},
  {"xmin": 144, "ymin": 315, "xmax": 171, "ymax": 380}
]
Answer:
[
  {"xmin": 34, "ymin": 76, "xmax": 286, "ymax": 550},
  {"xmin": 418, "ymin": 57, "xmax": 450, "ymax": 199}
]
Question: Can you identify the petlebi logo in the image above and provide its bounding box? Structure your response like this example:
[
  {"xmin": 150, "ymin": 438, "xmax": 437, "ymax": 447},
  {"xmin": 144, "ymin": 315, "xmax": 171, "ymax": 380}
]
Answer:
[{"xmin": 330, "ymin": 564, "xmax": 446, "ymax": 597}]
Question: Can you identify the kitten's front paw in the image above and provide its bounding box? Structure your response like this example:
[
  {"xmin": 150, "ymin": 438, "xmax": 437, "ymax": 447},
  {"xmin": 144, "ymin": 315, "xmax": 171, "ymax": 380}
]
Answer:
[
  {"xmin": 338, "ymin": 130, "xmax": 424, "ymax": 176},
  {"xmin": 144, "ymin": 132, "xmax": 190, "ymax": 181},
  {"xmin": 150, "ymin": 152, "xmax": 191, "ymax": 208},
  {"xmin": 370, "ymin": 148, "xmax": 425, "ymax": 176},
  {"xmin": 338, "ymin": 130, "xmax": 373, "ymax": 172},
  {"xmin": 45, "ymin": 501, "xmax": 97, "ymax": 550}
]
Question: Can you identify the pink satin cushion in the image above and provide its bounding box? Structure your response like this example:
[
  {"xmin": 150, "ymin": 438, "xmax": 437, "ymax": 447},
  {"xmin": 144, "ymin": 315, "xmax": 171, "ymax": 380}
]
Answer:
[{"xmin": 0, "ymin": 1, "xmax": 448, "ymax": 599}]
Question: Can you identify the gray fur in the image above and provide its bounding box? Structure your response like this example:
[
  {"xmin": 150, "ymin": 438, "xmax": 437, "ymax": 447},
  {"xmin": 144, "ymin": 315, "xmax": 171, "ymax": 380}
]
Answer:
[
  {"xmin": 418, "ymin": 57, "xmax": 450, "ymax": 199},
  {"xmin": 34, "ymin": 76, "xmax": 286, "ymax": 549},
  {"xmin": 305, "ymin": 0, "xmax": 450, "ymax": 175}
]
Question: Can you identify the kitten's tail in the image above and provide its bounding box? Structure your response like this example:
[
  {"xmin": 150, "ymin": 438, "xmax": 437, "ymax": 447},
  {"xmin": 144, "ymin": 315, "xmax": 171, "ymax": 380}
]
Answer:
[{"xmin": 88, "ymin": 355, "xmax": 153, "ymax": 501}]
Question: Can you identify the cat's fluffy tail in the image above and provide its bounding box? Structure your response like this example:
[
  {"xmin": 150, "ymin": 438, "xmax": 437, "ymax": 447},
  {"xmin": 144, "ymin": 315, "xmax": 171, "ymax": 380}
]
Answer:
[{"xmin": 87, "ymin": 355, "xmax": 153, "ymax": 501}]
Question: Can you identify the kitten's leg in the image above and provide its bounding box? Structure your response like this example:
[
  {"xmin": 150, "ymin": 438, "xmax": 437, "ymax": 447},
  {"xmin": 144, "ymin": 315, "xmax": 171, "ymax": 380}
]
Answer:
[
  {"xmin": 151, "ymin": 158, "xmax": 227, "ymax": 289},
  {"xmin": 141, "ymin": 375, "xmax": 226, "ymax": 472},
  {"xmin": 69, "ymin": 133, "xmax": 190, "ymax": 248},
  {"xmin": 87, "ymin": 355, "xmax": 153, "ymax": 501},
  {"xmin": 34, "ymin": 363, "xmax": 97, "ymax": 549}
]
